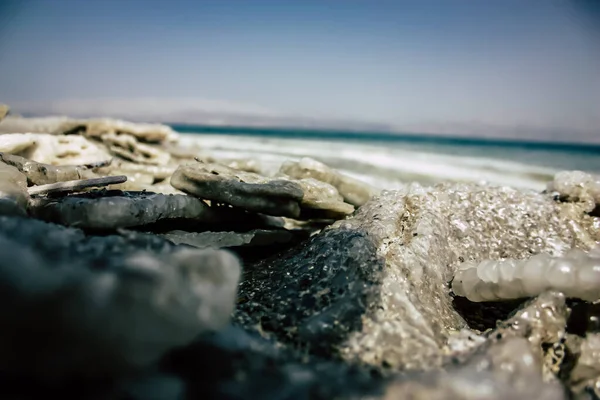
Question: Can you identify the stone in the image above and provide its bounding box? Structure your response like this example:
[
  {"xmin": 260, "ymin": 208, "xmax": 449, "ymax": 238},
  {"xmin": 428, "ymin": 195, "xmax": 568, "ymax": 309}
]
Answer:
[
  {"xmin": 84, "ymin": 118, "xmax": 178, "ymax": 143},
  {"xmin": 295, "ymin": 177, "xmax": 355, "ymax": 219},
  {"xmin": 0, "ymin": 162, "xmax": 29, "ymax": 216},
  {"xmin": 29, "ymin": 190, "xmax": 218, "ymax": 230},
  {"xmin": 0, "ymin": 115, "xmax": 76, "ymax": 135},
  {"xmin": 0, "ymin": 133, "xmax": 111, "ymax": 166},
  {"xmin": 0, "ymin": 104, "xmax": 8, "ymax": 121},
  {"xmin": 570, "ymin": 333, "xmax": 600, "ymax": 397},
  {"xmin": 236, "ymin": 182, "xmax": 597, "ymax": 372},
  {"xmin": 548, "ymin": 170, "xmax": 600, "ymax": 213},
  {"xmin": 280, "ymin": 157, "xmax": 379, "ymax": 206},
  {"xmin": 172, "ymin": 161, "xmax": 354, "ymax": 220},
  {"xmin": 171, "ymin": 162, "xmax": 305, "ymax": 218},
  {"xmin": 0, "ymin": 152, "xmax": 98, "ymax": 185},
  {"xmin": 27, "ymin": 175, "xmax": 128, "ymax": 196},
  {"xmin": 100, "ymin": 131, "xmax": 171, "ymax": 165},
  {"xmin": 159, "ymin": 229, "xmax": 296, "ymax": 249},
  {"xmin": 0, "ymin": 223, "xmax": 241, "ymax": 381},
  {"xmin": 94, "ymin": 159, "xmax": 176, "ymax": 182}
]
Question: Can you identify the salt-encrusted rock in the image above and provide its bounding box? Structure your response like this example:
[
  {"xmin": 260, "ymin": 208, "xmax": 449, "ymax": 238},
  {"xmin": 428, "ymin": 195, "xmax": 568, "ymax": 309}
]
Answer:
[
  {"xmin": 0, "ymin": 116, "xmax": 178, "ymax": 143},
  {"xmin": 569, "ymin": 333, "xmax": 600, "ymax": 397},
  {"xmin": 84, "ymin": 118, "xmax": 178, "ymax": 143},
  {"xmin": 0, "ymin": 162, "xmax": 29, "ymax": 216},
  {"xmin": 29, "ymin": 190, "xmax": 217, "ymax": 230},
  {"xmin": 159, "ymin": 229, "xmax": 295, "ymax": 249},
  {"xmin": 236, "ymin": 183, "xmax": 597, "ymax": 371},
  {"xmin": 172, "ymin": 162, "xmax": 354, "ymax": 220},
  {"xmin": 0, "ymin": 133, "xmax": 111, "ymax": 165},
  {"xmin": 0, "ymin": 115, "xmax": 76, "ymax": 134},
  {"xmin": 452, "ymin": 247, "xmax": 600, "ymax": 302},
  {"xmin": 0, "ymin": 104, "xmax": 8, "ymax": 121},
  {"xmin": 548, "ymin": 170, "xmax": 600, "ymax": 213},
  {"xmin": 0, "ymin": 226, "xmax": 241, "ymax": 380},
  {"xmin": 295, "ymin": 177, "xmax": 354, "ymax": 219},
  {"xmin": 94, "ymin": 159, "xmax": 176, "ymax": 182},
  {"xmin": 100, "ymin": 132, "xmax": 171, "ymax": 165},
  {"xmin": 0, "ymin": 152, "xmax": 98, "ymax": 185},
  {"xmin": 28, "ymin": 175, "xmax": 128, "ymax": 196},
  {"xmin": 280, "ymin": 157, "xmax": 379, "ymax": 206},
  {"xmin": 171, "ymin": 162, "xmax": 305, "ymax": 218}
]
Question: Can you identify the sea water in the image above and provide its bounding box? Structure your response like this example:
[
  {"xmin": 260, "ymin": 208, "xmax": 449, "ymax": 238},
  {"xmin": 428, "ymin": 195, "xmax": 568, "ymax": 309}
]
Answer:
[{"xmin": 172, "ymin": 124, "xmax": 600, "ymax": 191}]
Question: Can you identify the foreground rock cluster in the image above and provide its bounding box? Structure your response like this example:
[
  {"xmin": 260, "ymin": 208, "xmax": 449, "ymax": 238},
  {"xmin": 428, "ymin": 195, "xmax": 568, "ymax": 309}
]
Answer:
[{"xmin": 0, "ymin": 106, "xmax": 599, "ymax": 399}]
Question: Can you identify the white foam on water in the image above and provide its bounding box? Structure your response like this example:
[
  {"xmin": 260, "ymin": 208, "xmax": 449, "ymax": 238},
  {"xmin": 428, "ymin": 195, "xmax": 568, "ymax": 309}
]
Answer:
[{"xmin": 178, "ymin": 133, "xmax": 558, "ymax": 191}]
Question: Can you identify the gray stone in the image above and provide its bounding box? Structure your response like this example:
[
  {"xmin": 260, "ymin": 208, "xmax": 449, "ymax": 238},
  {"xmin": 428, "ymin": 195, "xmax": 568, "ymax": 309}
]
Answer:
[
  {"xmin": 280, "ymin": 157, "xmax": 379, "ymax": 206},
  {"xmin": 29, "ymin": 190, "xmax": 217, "ymax": 230},
  {"xmin": 28, "ymin": 175, "xmax": 128, "ymax": 196},
  {"xmin": 171, "ymin": 162, "xmax": 305, "ymax": 218},
  {"xmin": 0, "ymin": 216, "xmax": 241, "ymax": 381},
  {"xmin": 0, "ymin": 152, "xmax": 98, "ymax": 185},
  {"xmin": 160, "ymin": 229, "xmax": 296, "ymax": 249},
  {"xmin": 0, "ymin": 162, "xmax": 29, "ymax": 216}
]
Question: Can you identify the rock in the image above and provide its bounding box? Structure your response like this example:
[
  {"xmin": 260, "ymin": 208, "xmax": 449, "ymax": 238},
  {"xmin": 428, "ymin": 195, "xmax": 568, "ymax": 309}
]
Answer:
[
  {"xmin": 161, "ymin": 325, "xmax": 386, "ymax": 400},
  {"xmin": 159, "ymin": 229, "xmax": 296, "ymax": 249},
  {"xmin": 0, "ymin": 104, "xmax": 8, "ymax": 121},
  {"xmin": 280, "ymin": 157, "xmax": 379, "ymax": 206},
  {"xmin": 27, "ymin": 175, "xmax": 128, "ymax": 196},
  {"xmin": 0, "ymin": 152, "xmax": 98, "ymax": 185},
  {"xmin": 0, "ymin": 115, "xmax": 76, "ymax": 135},
  {"xmin": 236, "ymin": 182, "xmax": 597, "ymax": 372},
  {"xmin": 295, "ymin": 177, "xmax": 355, "ymax": 219},
  {"xmin": 172, "ymin": 162, "xmax": 354, "ymax": 220},
  {"xmin": 0, "ymin": 133, "xmax": 111, "ymax": 166},
  {"xmin": 100, "ymin": 131, "xmax": 171, "ymax": 165},
  {"xmin": 29, "ymin": 190, "xmax": 218, "ymax": 230},
  {"xmin": 0, "ymin": 133, "xmax": 38, "ymax": 154},
  {"xmin": 0, "ymin": 162, "xmax": 29, "ymax": 216},
  {"xmin": 0, "ymin": 216, "xmax": 241, "ymax": 382},
  {"xmin": 84, "ymin": 118, "xmax": 178, "ymax": 143},
  {"xmin": 171, "ymin": 162, "xmax": 305, "ymax": 218},
  {"xmin": 0, "ymin": 116, "xmax": 178, "ymax": 143},
  {"xmin": 570, "ymin": 333, "xmax": 600, "ymax": 397},
  {"xmin": 548, "ymin": 170, "xmax": 600, "ymax": 213},
  {"xmin": 94, "ymin": 159, "xmax": 176, "ymax": 182}
]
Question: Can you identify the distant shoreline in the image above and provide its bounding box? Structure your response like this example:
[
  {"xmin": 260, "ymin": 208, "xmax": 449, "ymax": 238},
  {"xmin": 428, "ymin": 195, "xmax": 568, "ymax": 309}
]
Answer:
[{"xmin": 170, "ymin": 123, "xmax": 600, "ymax": 155}]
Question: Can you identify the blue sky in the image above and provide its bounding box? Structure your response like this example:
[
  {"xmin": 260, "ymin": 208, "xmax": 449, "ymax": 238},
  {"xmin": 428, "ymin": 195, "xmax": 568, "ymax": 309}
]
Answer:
[{"xmin": 0, "ymin": 0, "xmax": 598, "ymax": 138}]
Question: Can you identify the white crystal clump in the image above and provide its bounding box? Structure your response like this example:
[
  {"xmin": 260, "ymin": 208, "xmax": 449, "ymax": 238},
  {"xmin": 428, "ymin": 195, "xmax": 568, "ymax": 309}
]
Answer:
[{"xmin": 452, "ymin": 246, "xmax": 600, "ymax": 302}]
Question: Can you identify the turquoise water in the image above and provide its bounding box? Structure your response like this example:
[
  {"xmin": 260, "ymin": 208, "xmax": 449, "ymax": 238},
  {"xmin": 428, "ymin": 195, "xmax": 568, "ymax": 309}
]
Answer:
[{"xmin": 171, "ymin": 124, "xmax": 600, "ymax": 173}]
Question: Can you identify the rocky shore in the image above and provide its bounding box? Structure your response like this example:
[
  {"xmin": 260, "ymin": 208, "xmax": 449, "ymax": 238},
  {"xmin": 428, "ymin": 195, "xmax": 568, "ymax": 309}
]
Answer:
[{"xmin": 0, "ymin": 105, "xmax": 599, "ymax": 400}]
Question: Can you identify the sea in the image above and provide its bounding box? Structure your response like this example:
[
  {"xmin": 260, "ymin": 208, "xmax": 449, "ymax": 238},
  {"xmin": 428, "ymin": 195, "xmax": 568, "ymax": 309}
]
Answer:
[{"xmin": 171, "ymin": 124, "xmax": 600, "ymax": 192}]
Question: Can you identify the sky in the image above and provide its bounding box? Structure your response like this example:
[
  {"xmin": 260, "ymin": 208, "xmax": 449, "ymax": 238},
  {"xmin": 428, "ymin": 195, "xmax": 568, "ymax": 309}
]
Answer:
[{"xmin": 0, "ymin": 0, "xmax": 599, "ymax": 140}]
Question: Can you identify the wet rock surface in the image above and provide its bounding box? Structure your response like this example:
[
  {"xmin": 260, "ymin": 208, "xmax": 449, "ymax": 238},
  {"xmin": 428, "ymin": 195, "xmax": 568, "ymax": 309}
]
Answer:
[{"xmin": 0, "ymin": 112, "xmax": 599, "ymax": 399}]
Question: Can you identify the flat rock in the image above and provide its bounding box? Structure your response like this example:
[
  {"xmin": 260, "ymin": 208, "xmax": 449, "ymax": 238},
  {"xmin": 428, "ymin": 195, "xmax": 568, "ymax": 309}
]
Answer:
[
  {"xmin": 0, "ymin": 217, "xmax": 241, "ymax": 381},
  {"xmin": 0, "ymin": 116, "xmax": 76, "ymax": 134},
  {"xmin": 0, "ymin": 133, "xmax": 111, "ymax": 166},
  {"xmin": 172, "ymin": 162, "xmax": 354, "ymax": 220},
  {"xmin": 0, "ymin": 152, "xmax": 99, "ymax": 185},
  {"xmin": 84, "ymin": 118, "xmax": 178, "ymax": 143},
  {"xmin": 0, "ymin": 104, "xmax": 8, "ymax": 121},
  {"xmin": 100, "ymin": 131, "xmax": 171, "ymax": 165},
  {"xmin": 28, "ymin": 175, "xmax": 128, "ymax": 196},
  {"xmin": 29, "ymin": 190, "xmax": 218, "ymax": 230},
  {"xmin": 236, "ymin": 182, "xmax": 598, "ymax": 371},
  {"xmin": 159, "ymin": 229, "xmax": 296, "ymax": 249},
  {"xmin": 295, "ymin": 177, "xmax": 354, "ymax": 219},
  {"xmin": 0, "ymin": 162, "xmax": 29, "ymax": 216},
  {"xmin": 280, "ymin": 157, "xmax": 379, "ymax": 206},
  {"xmin": 171, "ymin": 162, "xmax": 305, "ymax": 218}
]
